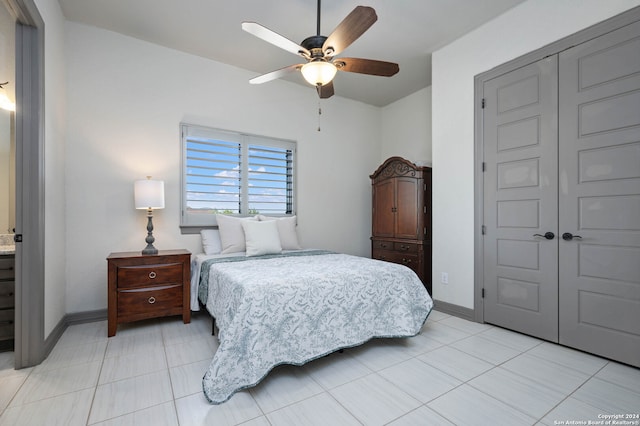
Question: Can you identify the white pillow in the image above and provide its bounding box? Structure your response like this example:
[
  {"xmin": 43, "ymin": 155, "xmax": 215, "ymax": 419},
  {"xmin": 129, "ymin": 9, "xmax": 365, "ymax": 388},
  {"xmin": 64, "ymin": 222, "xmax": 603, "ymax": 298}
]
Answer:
[
  {"xmin": 257, "ymin": 215, "xmax": 302, "ymax": 250},
  {"xmin": 200, "ymin": 229, "xmax": 222, "ymax": 255},
  {"xmin": 241, "ymin": 220, "xmax": 282, "ymax": 257},
  {"xmin": 216, "ymin": 214, "xmax": 257, "ymax": 254}
]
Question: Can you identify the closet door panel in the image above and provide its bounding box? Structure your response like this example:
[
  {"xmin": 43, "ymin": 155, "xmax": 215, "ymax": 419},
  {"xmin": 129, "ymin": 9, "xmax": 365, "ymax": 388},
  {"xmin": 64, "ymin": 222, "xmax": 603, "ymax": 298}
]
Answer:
[
  {"xmin": 558, "ymin": 20, "xmax": 640, "ymax": 367},
  {"xmin": 482, "ymin": 56, "xmax": 559, "ymax": 342}
]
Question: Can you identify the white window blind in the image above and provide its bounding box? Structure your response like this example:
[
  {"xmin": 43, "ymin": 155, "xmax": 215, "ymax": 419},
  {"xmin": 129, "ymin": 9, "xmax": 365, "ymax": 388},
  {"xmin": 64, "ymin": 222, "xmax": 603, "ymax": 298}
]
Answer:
[{"xmin": 181, "ymin": 124, "xmax": 296, "ymax": 227}]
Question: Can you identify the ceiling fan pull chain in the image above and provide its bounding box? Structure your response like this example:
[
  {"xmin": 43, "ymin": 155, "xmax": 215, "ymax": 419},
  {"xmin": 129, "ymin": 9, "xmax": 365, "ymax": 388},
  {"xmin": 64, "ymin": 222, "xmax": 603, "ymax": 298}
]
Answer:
[{"xmin": 317, "ymin": 97, "xmax": 323, "ymax": 132}]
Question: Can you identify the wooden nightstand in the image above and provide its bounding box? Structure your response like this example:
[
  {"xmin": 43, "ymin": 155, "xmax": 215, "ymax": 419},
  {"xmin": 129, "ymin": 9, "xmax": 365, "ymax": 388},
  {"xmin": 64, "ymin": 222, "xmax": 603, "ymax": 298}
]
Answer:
[{"xmin": 107, "ymin": 249, "xmax": 191, "ymax": 337}]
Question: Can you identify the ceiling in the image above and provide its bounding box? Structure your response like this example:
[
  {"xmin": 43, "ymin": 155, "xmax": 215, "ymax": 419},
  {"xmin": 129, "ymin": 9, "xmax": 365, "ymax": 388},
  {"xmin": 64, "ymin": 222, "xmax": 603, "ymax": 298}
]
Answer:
[{"xmin": 57, "ymin": 0, "xmax": 525, "ymax": 107}]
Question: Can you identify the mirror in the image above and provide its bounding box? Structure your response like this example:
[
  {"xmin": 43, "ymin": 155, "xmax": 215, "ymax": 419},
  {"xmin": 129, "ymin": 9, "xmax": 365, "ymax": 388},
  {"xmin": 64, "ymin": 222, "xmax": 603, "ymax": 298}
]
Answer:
[
  {"xmin": 0, "ymin": 108, "xmax": 14, "ymax": 233},
  {"xmin": 1, "ymin": 0, "xmax": 15, "ymax": 235}
]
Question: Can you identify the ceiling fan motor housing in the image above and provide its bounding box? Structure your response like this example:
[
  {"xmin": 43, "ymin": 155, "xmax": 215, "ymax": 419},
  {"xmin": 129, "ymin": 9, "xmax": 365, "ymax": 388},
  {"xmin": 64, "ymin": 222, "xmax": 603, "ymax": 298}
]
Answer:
[{"xmin": 301, "ymin": 35, "xmax": 329, "ymax": 58}]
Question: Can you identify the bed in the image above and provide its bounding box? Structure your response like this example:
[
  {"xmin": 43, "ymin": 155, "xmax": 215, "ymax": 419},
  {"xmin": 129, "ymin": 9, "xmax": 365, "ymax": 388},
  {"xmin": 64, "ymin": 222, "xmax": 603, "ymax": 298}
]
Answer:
[{"xmin": 192, "ymin": 215, "xmax": 433, "ymax": 404}]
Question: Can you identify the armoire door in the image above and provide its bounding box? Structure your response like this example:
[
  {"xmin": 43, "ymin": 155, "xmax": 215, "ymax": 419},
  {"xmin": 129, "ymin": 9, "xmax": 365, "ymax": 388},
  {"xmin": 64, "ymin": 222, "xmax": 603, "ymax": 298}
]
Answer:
[
  {"xmin": 372, "ymin": 179, "xmax": 395, "ymax": 238},
  {"xmin": 482, "ymin": 56, "xmax": 560, "ymax": 342},
  {"xmin": 395, "ymin": 177, "xmax": 421, "ymax": 240},
  {"xmin": 558, "ymin": 20, "xmax": 640, "ymax": 367}
]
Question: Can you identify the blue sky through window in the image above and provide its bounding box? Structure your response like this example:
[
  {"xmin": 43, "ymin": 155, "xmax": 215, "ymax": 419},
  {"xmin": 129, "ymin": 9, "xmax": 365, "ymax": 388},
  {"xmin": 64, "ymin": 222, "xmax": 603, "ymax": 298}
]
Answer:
[{"xmin": 185, "ymin": 137, "xmax": 292, "ymax": 216}]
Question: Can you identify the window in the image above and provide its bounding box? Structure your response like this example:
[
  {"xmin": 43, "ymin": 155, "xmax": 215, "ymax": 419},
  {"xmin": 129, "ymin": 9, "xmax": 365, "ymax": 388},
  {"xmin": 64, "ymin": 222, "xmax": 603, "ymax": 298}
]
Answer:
[{"xmin": 181, "ymin": 124, "xmax": 296, "ymax": 227}]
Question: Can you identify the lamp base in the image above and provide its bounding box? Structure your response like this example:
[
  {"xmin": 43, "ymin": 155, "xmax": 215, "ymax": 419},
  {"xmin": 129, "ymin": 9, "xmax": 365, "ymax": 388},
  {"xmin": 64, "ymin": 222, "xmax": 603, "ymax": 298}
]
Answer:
[
  {"xmin": 141, "ymin": 210, "xmax": 159, "ymax": 255},
  {"xmin": 141, "ymin": 245, "xmax": 158, "ymax": 255}
]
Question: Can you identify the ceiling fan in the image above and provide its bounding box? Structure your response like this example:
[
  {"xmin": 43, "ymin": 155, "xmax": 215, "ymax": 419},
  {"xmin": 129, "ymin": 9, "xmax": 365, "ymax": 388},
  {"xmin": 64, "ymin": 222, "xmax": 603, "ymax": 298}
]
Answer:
[{"xmin": 242, "ymin": 1, "xmax": 399, "ymax": 99}]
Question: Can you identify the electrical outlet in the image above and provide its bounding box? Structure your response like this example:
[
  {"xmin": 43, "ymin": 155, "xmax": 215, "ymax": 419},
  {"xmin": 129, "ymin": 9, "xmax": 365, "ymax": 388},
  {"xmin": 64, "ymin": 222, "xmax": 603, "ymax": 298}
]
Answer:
[{"xmin": 441, "ymin": 272, "xmax": 449, "ymax": 284}]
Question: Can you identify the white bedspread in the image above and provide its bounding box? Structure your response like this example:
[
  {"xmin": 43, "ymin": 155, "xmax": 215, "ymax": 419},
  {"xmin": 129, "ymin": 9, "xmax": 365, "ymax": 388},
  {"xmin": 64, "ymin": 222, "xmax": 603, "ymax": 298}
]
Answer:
[{"xmin": 197, "ymin": 251, "xmax": 433, "ymax": 404}]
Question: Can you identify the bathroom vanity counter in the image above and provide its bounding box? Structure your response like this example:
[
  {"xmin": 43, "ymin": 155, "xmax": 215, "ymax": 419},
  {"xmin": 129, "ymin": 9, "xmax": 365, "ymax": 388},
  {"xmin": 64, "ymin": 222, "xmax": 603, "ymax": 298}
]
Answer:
[{"xmin": 0, "ymin": 235, "xmax": 14, "ymax": 255}]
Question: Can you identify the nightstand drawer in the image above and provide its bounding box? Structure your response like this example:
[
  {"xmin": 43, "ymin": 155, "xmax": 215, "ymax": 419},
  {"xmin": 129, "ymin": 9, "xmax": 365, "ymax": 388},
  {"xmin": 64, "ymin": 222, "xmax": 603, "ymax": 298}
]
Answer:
[
  {"xmin": 118, "ymin": 284, "xmax": 182, "ymax": 319},
  {"xmin": 0, "ymin": 281, "xmax": 14, "ymax": 309},
  {"xmin": 117, "ymin": 263, "xmax": 183, "ymax": 288}
]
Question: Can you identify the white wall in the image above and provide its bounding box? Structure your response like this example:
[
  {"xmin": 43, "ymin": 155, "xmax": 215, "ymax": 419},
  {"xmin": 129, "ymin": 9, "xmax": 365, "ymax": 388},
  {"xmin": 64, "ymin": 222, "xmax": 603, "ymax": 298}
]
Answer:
[
  {"xmin": 64, "ymin": 22, "xmax": 382, "ymax": 314},
  {"xmin": 431, "ymin": 0, "xmax": 640, "ymax": 309},
  {"xmin": 380, "ymin": 86, "xmax": 431, "ymax": 166},
  {"xmin": 35, "ymin": 0, "xmax": 67, "ymax": 337}
]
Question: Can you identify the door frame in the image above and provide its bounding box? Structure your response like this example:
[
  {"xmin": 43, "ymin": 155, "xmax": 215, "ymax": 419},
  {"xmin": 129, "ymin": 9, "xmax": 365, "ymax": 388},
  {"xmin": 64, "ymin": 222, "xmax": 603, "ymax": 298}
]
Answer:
[
  {"xmin": 2, "ymin": 0, "xmax": 45, "ymax": 368},
  {"xmin": 473, "ymin": 6, "xmax": 640, "ymax": 324}
]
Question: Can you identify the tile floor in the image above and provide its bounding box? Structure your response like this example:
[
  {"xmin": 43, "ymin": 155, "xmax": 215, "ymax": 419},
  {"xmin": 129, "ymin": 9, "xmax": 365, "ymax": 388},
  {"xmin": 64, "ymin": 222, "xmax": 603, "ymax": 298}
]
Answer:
[{"xmin": 0, "ymin": 310, "xmax": 638, "ymax": 425}]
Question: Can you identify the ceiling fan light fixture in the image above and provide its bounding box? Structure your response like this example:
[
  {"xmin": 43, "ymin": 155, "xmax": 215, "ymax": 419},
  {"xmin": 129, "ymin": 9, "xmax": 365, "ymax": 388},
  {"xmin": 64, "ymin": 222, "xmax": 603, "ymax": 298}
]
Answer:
[{"xmin": 301, "ymin": 60, "xmax": 337, "ymax": 86}]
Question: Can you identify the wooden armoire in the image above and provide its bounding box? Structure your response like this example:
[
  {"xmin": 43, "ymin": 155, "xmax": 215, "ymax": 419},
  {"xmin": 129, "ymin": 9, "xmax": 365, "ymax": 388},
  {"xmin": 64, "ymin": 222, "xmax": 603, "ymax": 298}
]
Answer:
[{"xmin": 370, "ymin": 157, "xmax": 432, "ymax": 294}]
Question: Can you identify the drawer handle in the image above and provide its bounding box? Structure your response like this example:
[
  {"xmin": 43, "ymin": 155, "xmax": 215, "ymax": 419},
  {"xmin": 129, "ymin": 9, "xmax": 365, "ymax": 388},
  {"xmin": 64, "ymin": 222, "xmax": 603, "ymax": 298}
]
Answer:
[
  {"xmin": 148, "ymin": 296, "xmax": 156, "ymax": 304},
  {"xmin": 400, "ymin": 245, "xmax": 409, "ymax": 251},
  {"xmin": 402, "ymin": 258, "xmax": 412, "ymax": 264},
  {"xmin": 380, "ymin": 243, "xmax": 388, "ymax": 248},
  {"xmin": 149, "ymin": 271, "xmax": 157, "ymax": 279}
]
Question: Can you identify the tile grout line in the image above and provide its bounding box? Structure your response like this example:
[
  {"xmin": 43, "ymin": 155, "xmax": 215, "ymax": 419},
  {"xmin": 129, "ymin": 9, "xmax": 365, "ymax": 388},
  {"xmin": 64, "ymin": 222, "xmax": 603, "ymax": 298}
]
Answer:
[
  {"xmin": 422, "ymin": 326, "xmax": 548, "ymax": 425},
  {"xmin": 2, "ymin": 312, "xmax": 636, "ymax": 425},
  {"xmin": 161, "ymin": 321, "xmax": 184, "ymax": 426},
  {"xmin": 0, "ymin": 365, "xmax": 33, "ymax": 418},
  {"xmin": 85, "ymin": 335, "xmax": 109, "ymax": 425}
]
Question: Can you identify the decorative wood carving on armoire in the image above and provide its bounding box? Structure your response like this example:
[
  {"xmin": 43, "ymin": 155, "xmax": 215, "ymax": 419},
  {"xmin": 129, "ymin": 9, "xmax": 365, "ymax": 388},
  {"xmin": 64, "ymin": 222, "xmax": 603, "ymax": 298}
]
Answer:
[{"xmin": 370, "ymin": 157, "xmax": 432, "ymax": 294}]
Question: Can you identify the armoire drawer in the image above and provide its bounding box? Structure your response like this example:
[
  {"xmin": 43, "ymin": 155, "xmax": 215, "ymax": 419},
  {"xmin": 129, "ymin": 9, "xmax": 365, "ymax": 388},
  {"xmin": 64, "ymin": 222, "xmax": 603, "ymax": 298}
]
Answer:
[
  {"xmin": 372, "ymin": 249, "xmax": 419, "ymax": 273},
  {"xmin": 394, "ymin": 242, "xmax": 418, "ymax": 253},
  {"xmin": 372, "ymin": 240, "xmax": 393, "ymax": 251},
  {"xmin": 372, "ymin": 248, "xmax": 393, "ymax": 262}
]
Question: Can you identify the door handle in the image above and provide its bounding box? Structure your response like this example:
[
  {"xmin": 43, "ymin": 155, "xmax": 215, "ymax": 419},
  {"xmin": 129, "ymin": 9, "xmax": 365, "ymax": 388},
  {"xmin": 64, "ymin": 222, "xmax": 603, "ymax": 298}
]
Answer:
[
  {"xmin": 533, "ymin": 232, "xmax": 555, "ymax": 240},
  {"xmin": 562, "ymin": 232, "xmax": 582, "ymax": 241}
]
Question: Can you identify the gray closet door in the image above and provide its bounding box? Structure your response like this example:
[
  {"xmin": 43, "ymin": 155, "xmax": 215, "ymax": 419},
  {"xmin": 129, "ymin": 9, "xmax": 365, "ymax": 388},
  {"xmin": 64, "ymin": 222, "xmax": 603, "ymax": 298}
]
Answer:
[
  {"xmin": 558, "ymin": 20, "xmax": 640, "ymax": 367},
  {"xmin": 482, "ymin": 57, "xmax": 559, "ymax": 342}
]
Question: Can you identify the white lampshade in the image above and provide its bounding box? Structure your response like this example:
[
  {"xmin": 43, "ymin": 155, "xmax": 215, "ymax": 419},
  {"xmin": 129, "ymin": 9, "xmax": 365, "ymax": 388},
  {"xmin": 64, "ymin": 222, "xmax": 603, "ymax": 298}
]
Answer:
[
  {"xmin": 301, "ymin": 61, "xmax": 337, "ymax": 86},
  {"xmin": 134, "ymin": 177, "xmax": 165, "ymax": 209}
]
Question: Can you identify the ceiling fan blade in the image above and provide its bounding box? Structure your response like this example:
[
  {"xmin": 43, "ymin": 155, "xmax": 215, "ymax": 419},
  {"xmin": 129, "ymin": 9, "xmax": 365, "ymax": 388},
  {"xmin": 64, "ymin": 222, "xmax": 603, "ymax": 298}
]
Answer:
[
  {"xmin": 249, "ymin": 64, "xmax": 303, "ymax": 85},
  {"xmin": 242, "ymin": 22, "xmax": 310, "ymax": 57},
  {"xmin": 336, "ymin": 58, "xmax": 399, "ymax": 77},
  {"xmin": 322, "ymin": 6, "xmax": 377, "ymax": 57},
  {"xmin": 317, "ymin": 81, "xmax": 334, "ymax": 99}
]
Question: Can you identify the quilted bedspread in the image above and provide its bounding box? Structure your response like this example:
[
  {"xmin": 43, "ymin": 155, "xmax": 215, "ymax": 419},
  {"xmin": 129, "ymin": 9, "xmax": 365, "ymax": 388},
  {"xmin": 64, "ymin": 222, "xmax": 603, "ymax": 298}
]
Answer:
[{"xmin": 198, "ymin": 250, "xmax": 433, "ymax": 404}]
